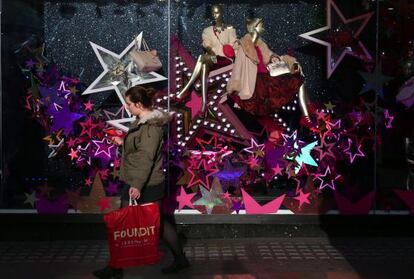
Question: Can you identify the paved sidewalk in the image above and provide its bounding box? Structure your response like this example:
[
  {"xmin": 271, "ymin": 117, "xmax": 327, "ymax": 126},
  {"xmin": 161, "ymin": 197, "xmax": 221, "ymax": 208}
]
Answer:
[{"xmin": 1, "ymin": 238, "xmax": 413, "ymax": 278}]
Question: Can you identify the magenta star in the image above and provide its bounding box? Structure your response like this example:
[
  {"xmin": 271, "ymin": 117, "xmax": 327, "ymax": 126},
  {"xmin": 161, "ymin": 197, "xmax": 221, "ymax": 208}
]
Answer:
[
  {"xmin": 92, "ymin": 138, "xmax": 114, "ymax": 159},
  {"xmin": 343, "ymin": 138, "xmax": 365, "ymax": 164},
  {"xmin": 299, "ymin": 0, "xmax": 374, "ymax": 78},
  {"xmin": 314, "ymin": 166, "xmax": 340, "ymax": 190},
  {"xmin": 68, "ymin": 148, "xmax": 78, "ymax": 161},
  {"xmin": 293, "ymin": 189, "xmax": 311, "ymax": 207},
  {"xmin": 272, "ymin": 164, "xmax": 284, "ymax": 176},
  {"xmin": 84, "ymin": 100, "xmax": 94, "ymax": 111},
  {"xmin": 314, "ymin": 135, "xmax": 336, "ymax": 161},
  {"xmin": 383, "ymin": 109, "xmax": 394, "ymax": 129},
  {"xmin": 176, "ymin": 187, "xmax": 196, "ymax": 210},
  {"xmin": 79, "ymin": 117, "xmax": 98, "ymax": 138}
]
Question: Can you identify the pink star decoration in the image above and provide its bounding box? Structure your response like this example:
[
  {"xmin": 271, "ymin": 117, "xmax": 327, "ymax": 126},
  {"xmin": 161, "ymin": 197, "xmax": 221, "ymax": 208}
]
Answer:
[
  {"xmin": 176, "ymin": 187, "xmax": 196, "ymax": 211},
  {"xmin": 241, "ymin": 189, "xmax": 285, "ymax": 214}
]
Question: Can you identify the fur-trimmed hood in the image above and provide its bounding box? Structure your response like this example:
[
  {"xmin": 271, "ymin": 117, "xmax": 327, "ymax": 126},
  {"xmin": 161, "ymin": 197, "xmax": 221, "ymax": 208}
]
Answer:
[{"xmin": 136, "ymin": 109, "xmax": 172, "ymax": 127}]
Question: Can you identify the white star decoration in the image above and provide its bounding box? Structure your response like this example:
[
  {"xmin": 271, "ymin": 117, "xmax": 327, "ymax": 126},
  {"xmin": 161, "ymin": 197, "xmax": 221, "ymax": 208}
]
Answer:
[{"xmin": 82, "ymin": 32, "xmax": 167, "ymax": 117}]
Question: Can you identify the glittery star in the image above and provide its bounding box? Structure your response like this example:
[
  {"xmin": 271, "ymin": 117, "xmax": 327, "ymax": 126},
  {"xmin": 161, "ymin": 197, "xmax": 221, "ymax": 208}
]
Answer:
[
  {"xmin": 24, "ymin": 192, "xmax": 39, "ymax": 207},
  {"xmin": 176, "ymin": 187, "xmax": 196, "ymax": 211},
  {"xmin": 299, "ymin": 0, "xmax": 374, "ymax": 78},
  {"xmin": 82, "ymin": 32, "xmax": 167, "ymax": 116},
  {"xmin": 243, "ymin": 138, "xmax": 265, "ymax": 158},
  {"xmin": 193, "ymin": 180, "xmax": 225, "ymax": 214},
  {"xmin": 314, "ymin": 166, "xmax": 340, "ymax": 190},
  {"xmin": 343, "ymin": 138, "xmax": 365, "ymax": 164}
]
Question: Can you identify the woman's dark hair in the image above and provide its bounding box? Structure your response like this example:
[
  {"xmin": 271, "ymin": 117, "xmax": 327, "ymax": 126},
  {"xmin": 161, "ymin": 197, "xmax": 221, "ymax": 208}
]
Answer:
[{"xmin": 125, "ymin": 86, "xmax": 156, "ymax": 108}]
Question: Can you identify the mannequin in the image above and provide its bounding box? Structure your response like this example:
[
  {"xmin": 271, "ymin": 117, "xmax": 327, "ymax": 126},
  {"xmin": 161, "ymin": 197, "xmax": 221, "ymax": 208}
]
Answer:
[
  {"xmin": 227, "ymin": 18, "xmax": 310, "ymax": 122},
  {"xmin": 177, "ymin": 5, "xmax": 237, "ymax": 117}
]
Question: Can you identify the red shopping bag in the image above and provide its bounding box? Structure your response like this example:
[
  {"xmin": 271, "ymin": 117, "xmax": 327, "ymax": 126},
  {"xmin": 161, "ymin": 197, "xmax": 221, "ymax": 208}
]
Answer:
[{"xmin": 104, "ymin": 201, "xmax": 162, "ymax": 268}]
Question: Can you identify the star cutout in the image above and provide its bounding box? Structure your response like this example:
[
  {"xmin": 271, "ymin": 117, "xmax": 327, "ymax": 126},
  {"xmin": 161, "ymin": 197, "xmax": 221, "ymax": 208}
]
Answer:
[
  {"xmin": 84, "ymin": 100, "xmax": 94, "ymax": 111},
  {"xmin": 187, "ymin": 159, "xmax": 219, "ymax": 190},
  {"xmin": 92, "ymin": 138, "xmax": 115, "ymax": 159},
  {"xmin": 176, "ymin": 187, "xmax": 196, "ymax": 211},
  {"xmin": 50, "ymin": 102, "xmax": 84, "ymax": 136},
  {"xmin": 324, "ymin": 101, "xmax": 336, "ymax": 111},
  {"xmin": 314, "ymin": 135, "xmax": 336, "ymax": 161},
  {"xmin": 243, "ymin": 138, "xmax": 265, "ymax": 158},
  {"xmin": 299, "ymin": 0, "xmax": 374, "ymax": 78},
  {"xmin": 272, "ymin": 164, "xmax": 284, "ymax": 176},
  {"xmin": 383, "ymin": 109, "xmax": 394, "ymax": 129},
  {"xmin": 193, "ymin": 179, "xmax": 225, "ymax": 214},
  {"xmin": 79, "ymin": 117, "xmax": 98, "ymax": 138},
  {"xmin": 343, "ymin": 138, "xmax": 365, "ymax": 164},
  {"xmin": 314, "ymin": 166, "xmax": 340, "ymax": 190},
  {"xmin": 293, "ymin": 141, "xmax": 318, "ymax": 174},
  {"xmin": 293, "ymin": 189, "xmax": 311, "ymax": 207},
  {"xmin": 359, "ymin": 63, "xmax": 393, "ymax": 98},
  {"xmin": 82, "ymin": 32, "xmax": 167, "ymax": 116},
  {"xmin": 24, "ymin": 192, "xmax": 39, "ymax": 207},
  {"xmin": 68, "ymin": 148, "xmax": 79, "ymax": 161}
]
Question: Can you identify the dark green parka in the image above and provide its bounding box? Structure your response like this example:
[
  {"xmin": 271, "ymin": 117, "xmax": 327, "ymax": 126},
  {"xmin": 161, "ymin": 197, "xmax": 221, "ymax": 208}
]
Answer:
[{"xmin": 120, "ymin": 109, "xmax": 170, "ymax": 191}]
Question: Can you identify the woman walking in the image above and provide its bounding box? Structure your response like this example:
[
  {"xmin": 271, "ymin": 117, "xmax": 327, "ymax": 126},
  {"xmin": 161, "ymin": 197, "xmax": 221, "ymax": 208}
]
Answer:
[{"xmin": 93, "ymin": 86, "xmax": 189, "ymax": 279}]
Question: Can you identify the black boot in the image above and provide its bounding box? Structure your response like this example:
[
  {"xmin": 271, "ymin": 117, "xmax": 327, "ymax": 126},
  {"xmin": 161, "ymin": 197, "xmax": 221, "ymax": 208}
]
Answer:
[
  {"xmin": 161, "ymin": 255, "xmax": 190, "ymax": 274},
  {"xmin": 92, "ymin": 266, "xmax": 123, "ymax": 279}
]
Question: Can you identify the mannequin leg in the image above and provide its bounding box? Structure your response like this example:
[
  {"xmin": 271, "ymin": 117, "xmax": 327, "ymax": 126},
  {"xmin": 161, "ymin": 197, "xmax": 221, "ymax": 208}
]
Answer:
[
  {"xmin": 201, "ymin": 63, "xmax": 209, "ymax": 118},
  {"xmin": 177, "ymin": 55, "xmax": 204, "ymax": 99}
]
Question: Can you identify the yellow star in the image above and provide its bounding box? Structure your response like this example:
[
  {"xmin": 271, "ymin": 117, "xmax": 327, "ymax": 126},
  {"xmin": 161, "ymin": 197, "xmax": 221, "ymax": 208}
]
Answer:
[
  {"xmin": 69, "ymin": 86, "xmax": 79, "ymax": 94},
  {"xmin": 254, "ymin": 149, "xmax": 265, "ymax": 158},
  {"xmin": 42, "ymin": 129, "xmax": 63, "ymax": 145},
  {"xmin": 324, "ymin": 101, "xmax": 336, "ymax": 111}
]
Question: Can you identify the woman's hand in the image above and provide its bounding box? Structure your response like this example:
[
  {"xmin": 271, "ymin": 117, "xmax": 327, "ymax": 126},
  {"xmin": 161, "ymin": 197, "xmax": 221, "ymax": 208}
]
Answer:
[
  {"xmin": 129, "ymin": 187, "xmax": 141, "ymax": 200},
  {"xmin": 111, "ymin": 136, "xmax": 124, "ymax": 146}
]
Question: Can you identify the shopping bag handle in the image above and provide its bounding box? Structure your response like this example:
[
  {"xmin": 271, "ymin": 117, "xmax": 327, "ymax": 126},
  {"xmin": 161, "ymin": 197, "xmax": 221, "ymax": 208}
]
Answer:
[{"xmin": 129, "ymin": 197, "xmax": 139, "ymax": 206}]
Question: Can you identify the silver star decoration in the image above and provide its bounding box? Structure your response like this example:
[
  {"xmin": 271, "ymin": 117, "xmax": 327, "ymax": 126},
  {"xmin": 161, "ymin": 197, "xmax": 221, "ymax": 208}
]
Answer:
[
  {"xmin": 48, "ymin": 138, "xmax": 65, "ymax": 158},
  {"xmin": 24, "ymin": 192, "xmax": 39, "ymax": 207},
  {"xmin": 82, "ymin": 32, "xmax": 167, "ymax": 117},
  {"xmin": 193, "ymin": 178, "xmax": 225, "ymax": 214}
]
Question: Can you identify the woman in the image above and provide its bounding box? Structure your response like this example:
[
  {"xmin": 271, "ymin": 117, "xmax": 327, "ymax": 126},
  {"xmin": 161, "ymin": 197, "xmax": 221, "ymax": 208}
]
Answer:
[
  {"xmin": 93, "ymin": 86, "xmax": 189, "ymax": 279},
  {"xmin": 227, "ymin": 18, "xmax": 304, "ymax": 117}
]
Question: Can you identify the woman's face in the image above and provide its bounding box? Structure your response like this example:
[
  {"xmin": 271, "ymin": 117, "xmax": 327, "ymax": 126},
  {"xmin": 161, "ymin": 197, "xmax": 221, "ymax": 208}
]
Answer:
[
  {"xmin": 125, "ymin": 95, "xmax": 143, "ymax": 116},
  {"xmin": 211, "ymin": 6, "xmax": 223, "ymax": 21}
]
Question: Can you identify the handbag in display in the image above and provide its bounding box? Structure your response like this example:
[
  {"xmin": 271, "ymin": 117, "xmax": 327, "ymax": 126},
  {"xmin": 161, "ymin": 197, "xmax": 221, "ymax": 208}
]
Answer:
[
  {"xmin": 222, "ymin": 44, "xmax": 235, "ymax": 58},
  {"xmin": 267, "ymin": 59, "xmax": 291, "ymax": 77},
  {"xmin": 129, "ymin": 38, "xmax": 162, "ymax": 73}
]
